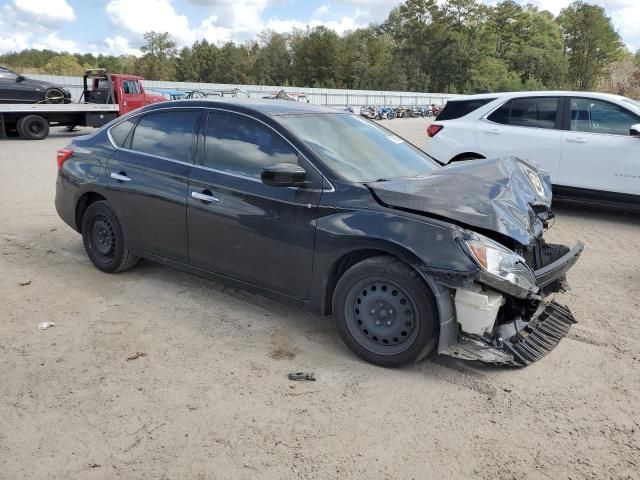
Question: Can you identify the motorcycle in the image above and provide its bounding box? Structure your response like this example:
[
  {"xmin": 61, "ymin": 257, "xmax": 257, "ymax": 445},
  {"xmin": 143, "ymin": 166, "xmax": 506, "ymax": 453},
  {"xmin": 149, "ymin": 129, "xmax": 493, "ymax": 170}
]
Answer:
[
  {"xmin": 360, "ymin": 105, "xmax": 378, "ymax": 119},
  {"xmin": 395, "ymin": 107, "xmax": 411, "ymax": 118},
  {"xmin": 377, "ymin": 106, "xmax": 396, "ymax": 120}
]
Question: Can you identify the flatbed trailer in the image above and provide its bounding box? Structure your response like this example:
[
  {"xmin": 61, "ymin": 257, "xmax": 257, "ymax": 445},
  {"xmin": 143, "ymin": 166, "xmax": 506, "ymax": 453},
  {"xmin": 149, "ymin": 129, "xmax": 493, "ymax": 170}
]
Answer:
[{"xmin": 0, "ymin": 103, "xmax": 119, "ymax": 140}]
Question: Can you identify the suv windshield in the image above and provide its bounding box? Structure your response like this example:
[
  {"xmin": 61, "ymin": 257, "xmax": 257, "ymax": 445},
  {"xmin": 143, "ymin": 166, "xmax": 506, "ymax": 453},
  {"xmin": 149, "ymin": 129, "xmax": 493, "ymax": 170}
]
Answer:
[{"xmin": 277, "ymin": 113, "xmax": 439, "ymax": 182}]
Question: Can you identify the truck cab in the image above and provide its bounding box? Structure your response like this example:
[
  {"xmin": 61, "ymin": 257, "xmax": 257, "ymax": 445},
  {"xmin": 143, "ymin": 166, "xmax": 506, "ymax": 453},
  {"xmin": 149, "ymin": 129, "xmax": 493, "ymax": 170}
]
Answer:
[{"xmin": 83, "ymin": 69, "xmax": 166, "ymax": 115}]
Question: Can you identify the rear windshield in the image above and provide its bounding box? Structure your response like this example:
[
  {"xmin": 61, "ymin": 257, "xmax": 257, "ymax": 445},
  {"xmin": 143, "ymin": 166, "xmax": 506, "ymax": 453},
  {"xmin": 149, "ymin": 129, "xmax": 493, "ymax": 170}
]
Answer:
[
  {"xmin": 437, "ymin": 98, "xmax": 496, "ymax": 120},
  {"xmin": 277, "ymin": 113, "xmax": 439, "ymax": 183}
]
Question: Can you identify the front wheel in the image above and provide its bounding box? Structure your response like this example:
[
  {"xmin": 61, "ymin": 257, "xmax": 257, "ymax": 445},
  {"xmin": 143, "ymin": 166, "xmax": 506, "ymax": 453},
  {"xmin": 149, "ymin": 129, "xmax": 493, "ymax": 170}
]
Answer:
[
  {"xmin": 333, "ymin": 256, "xmax": 439, "ymax": 367},
  {"xmin": 44, "ymin": 88, "xmax": 66, "ymax": 104},
  {"xmin": 81, "ymin": 201, "xmax": 139, "ymax": 273}
]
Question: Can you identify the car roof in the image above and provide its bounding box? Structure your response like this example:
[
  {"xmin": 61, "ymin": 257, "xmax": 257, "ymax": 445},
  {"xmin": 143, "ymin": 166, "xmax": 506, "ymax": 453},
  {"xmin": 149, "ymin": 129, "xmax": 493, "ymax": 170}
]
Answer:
[
  {"xmin": 451, "ymin": 90, "xmax": 633, "ymax": 103},
  {"xmin": 145, "ymin": 98, "xmax": 342, "ymax": 116}
]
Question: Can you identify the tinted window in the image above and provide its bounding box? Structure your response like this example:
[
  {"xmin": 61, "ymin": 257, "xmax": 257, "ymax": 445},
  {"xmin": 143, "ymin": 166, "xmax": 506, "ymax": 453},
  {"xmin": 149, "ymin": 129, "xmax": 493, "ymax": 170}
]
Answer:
[
  {"xmin": 130, "ymin": 111, "xmax": 198, "ymax": 162},
  {"xmin": 278, "ymin": 114, "xmax": 439, "ymax": 183},
  {"xmin": 488, "ymin": 97, "xmax": 559, "ymax": 129},
  {"xmin": 570, "ymin": 98, "xmax": 639, "ymax": 136},
  {"xmin": 437, "ymin": 98, "xmax": 496, "ymax": 120},
  {"xmin": 110, "ymin": 118, "xmax": 136, "ymax": 147},
  {"xmin": 203, "ymin": 112, "xmax": 299, "ymax": 178}
]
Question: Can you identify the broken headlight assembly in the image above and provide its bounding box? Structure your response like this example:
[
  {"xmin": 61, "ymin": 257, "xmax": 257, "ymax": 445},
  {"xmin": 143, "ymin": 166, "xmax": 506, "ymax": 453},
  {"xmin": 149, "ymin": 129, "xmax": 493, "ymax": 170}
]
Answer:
[{"xmin": 463, "ymin": 236, "xmax": 538, "ymax": 298}]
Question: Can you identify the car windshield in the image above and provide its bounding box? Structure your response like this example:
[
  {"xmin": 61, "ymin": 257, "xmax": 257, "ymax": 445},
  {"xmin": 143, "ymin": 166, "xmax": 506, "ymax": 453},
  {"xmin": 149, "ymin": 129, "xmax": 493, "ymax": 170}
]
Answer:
[{"xmin": 277, "ymin": 113, "xmax": 439, "ymax": 182}]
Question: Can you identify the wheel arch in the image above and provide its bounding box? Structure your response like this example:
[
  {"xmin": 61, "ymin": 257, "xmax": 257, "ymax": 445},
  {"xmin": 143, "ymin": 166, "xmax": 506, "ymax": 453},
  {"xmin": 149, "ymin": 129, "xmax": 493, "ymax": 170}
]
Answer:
[
  {"xmin": 320, "ymin": 243, "xmax": 433, "ymax": 316},
  {"xmin": 75, "ymin": 191, "xmax": 108, "ymax": 233},
  {"xmin": 319, "ymin": 243, "xmax": 458, "ymax": 356}
]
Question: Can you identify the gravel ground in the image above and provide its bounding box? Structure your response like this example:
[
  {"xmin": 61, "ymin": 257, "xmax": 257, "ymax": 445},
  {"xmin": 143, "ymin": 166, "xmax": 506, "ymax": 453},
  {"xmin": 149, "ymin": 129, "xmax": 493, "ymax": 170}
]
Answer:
[{"xmin": 1, "ymin": 118, "xmax": 639, "ymax": 480}]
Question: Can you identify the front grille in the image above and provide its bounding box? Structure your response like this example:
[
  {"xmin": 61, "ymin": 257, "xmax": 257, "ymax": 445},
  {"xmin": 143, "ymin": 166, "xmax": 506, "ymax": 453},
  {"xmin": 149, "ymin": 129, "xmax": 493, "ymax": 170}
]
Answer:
[{"xmin": 502, "ymin": 301, "xmax": 576, "ymax": 366}]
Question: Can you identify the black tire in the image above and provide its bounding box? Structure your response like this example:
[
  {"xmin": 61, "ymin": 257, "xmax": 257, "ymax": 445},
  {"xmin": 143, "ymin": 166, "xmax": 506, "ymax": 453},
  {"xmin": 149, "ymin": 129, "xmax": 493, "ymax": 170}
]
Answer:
[
  {"xmin": 44, "ymin": 88, "xmax": 66, "ymax": 104},
  {"xmin": 81, "ymin": 201, "xmax": 139, "ymax": 273},
  {"xmin": 18, "ymin": 115, "xmax": 49, "ymax": 140},
  {"xmin": 333, "ymin": 256, "xmax": 439, "ymax": 367}
]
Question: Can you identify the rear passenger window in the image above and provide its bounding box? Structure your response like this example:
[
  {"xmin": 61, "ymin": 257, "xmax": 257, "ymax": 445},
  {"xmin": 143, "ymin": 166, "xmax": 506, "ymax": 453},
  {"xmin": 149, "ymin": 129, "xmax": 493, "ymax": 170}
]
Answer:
[
  {"xmin": 488, "ymin": 97, "xmax": 559, "ymax": 129},
  {"xmin": 203, "ymin": 112, "xmax": 299, "ymax": 178},
  {"xmin": 130, "ymin": 110, "xmax": 198, "ymax": 162},
  {"xmin": 437, "ymin": 98, "xmax": 496, "ymax": 120},
  {"xmin": 110, "ymin": 118, "xmax": 136, "ymax": 147}
]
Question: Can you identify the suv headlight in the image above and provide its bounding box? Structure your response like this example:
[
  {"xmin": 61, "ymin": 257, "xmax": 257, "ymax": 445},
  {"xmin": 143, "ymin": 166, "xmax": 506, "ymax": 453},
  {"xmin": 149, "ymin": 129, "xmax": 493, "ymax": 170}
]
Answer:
[{"xmin": 464, "ymin": 237, "xmax": 538, "ymax": 297}]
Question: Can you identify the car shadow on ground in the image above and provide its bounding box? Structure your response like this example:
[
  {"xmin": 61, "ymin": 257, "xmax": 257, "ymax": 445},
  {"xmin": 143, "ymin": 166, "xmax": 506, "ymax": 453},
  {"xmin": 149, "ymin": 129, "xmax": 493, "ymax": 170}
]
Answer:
[{"xmin": 123, "ymin": 255, "xmax": 510, "ymax": 378}]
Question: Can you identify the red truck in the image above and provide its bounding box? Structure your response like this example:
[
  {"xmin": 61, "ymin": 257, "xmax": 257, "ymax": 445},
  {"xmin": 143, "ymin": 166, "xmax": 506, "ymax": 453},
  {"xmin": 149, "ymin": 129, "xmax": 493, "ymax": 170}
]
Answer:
[{"xmin": 0, "ymin": 69, "xmax": 167, "ymax": 140}]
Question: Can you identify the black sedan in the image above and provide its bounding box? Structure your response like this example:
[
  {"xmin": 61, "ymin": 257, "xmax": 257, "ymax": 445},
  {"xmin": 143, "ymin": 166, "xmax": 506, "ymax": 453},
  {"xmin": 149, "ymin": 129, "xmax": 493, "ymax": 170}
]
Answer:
[
  {"xmin": 55, "ymin": 100, "xmax": 583, "ymax": 367},
  {"xmin": 0, "ymin": 66, "xmax": 71, "ymax": 104}
]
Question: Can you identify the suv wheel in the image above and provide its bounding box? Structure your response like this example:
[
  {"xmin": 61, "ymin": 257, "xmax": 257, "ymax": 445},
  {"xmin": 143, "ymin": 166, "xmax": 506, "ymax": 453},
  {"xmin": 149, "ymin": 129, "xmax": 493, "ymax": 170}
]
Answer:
[
  {"xmin": 81, "ymin": 201, "xmax": 139, "ymax": 273},
  {"xmin": 333, "ymin": 256, "xmax": 438, "ymax": 367}
]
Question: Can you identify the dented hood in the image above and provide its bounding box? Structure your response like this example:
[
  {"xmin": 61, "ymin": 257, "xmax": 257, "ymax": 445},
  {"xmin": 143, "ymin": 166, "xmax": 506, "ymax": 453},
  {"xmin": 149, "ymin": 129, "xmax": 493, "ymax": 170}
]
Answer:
[{"xmin": 369, "ymin": 156, "xmax": 553, "ymax": 246}]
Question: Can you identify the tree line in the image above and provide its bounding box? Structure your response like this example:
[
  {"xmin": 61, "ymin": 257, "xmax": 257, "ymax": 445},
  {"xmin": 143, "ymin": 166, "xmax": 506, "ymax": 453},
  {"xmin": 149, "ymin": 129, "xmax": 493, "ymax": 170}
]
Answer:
[{"xmin": 2, "ymin": 0, "xmax": 639, "ymax": 97}]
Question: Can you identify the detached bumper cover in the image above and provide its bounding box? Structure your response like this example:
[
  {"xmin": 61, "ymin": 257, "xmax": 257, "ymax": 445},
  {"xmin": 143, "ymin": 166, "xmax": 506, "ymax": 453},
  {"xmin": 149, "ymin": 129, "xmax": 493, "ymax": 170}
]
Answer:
[
  {"xmin": 502, "ymin": 301, "xmax": 577, "ymax": 366},
  {"xmin": 442, "ymin": 301, "xmax": 577, "ymax": 366}
]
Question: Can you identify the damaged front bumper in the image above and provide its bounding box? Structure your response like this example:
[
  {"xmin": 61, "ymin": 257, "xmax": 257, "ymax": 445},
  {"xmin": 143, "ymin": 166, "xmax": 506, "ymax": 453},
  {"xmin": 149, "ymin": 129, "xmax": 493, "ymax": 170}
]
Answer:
[
  {"xmin": 442, "ymin": 301, "xmax": 577, "ymax": 366},
  {"xmin": 438, "ymin": 241, "xmax": 584, "ymax": 366}
]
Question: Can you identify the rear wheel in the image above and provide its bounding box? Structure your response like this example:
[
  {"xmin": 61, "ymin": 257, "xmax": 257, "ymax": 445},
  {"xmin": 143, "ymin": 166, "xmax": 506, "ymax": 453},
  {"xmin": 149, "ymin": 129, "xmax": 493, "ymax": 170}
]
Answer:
[
  {"xmin": 333, "ymin": 256, "xmax": 439, "ymax": 367},
  {"xmin": 18, "ymin": 115, "xmax": 49, "ymax": 140},
  {"xmin": 81, "ymin": 201, "xmax": 139, "ymax": 273}
]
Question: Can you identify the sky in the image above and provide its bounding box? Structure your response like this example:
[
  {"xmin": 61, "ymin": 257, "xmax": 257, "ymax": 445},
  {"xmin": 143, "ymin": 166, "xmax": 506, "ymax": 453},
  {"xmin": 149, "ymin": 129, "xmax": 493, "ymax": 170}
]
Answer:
[{"xmin": 0, "ymin": 0, "xmax": 638, "ymax": 57}]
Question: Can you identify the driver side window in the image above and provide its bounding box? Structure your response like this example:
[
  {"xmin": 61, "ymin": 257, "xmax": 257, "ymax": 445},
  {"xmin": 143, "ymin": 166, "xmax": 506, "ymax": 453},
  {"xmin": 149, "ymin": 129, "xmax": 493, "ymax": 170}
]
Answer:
[
  {"xmin": 202, "ymin": 112, "xmax": 299, "ymax": 179},
  {"xmin": 570, "ymin": 98, "xmax": 639, "ymax": 136},
  {"xmin": 122, "ymin": 80, "xmax": 140, "ymax": 95}
]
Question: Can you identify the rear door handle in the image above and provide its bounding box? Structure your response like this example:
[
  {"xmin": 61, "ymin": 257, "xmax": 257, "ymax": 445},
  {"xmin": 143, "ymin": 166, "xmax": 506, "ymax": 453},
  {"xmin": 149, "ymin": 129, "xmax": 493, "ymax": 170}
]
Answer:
[
  {"xmin": 191, "ymin": 190, "xmax": 220, "ymax": 203},
  {"xmin": 110, "ymin": 172, "xmax": 131, "ymax": 182},
  {"xmin": 566, "ymin": 137, "xmax": 587, "ymax": 143}
]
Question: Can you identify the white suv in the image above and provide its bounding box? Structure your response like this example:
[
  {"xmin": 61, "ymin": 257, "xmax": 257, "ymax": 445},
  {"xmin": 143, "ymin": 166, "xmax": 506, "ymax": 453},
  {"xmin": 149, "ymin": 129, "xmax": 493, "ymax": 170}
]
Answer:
[{"xmin": 426, "ymin": 91, "xmax": 640, "ymax": 206}]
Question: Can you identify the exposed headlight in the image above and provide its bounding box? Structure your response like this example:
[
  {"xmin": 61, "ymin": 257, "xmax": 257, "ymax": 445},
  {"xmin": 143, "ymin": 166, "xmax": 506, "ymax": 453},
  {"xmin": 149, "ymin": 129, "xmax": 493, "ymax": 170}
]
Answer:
[{"xmin": 464, "ymin": 237, "xmax": 537, "ymax": 296}]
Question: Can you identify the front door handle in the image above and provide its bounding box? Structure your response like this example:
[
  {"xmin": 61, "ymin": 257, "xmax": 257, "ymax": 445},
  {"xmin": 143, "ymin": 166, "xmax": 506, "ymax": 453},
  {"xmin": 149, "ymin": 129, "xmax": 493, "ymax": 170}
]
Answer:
[
  {"xmin": 110, "ymin": 172, "xmax": 131, "ymax": 182},
  {"xmin": 485, "ymin": 128, "xmax": 501, "ymax": 134},
  {"xmin": 191, "ymin": 190, "xmax": 220, "ymax": 203},
  {"xmin": 566, "ymin": 137, "xmax": 587, "ymax": 143}
]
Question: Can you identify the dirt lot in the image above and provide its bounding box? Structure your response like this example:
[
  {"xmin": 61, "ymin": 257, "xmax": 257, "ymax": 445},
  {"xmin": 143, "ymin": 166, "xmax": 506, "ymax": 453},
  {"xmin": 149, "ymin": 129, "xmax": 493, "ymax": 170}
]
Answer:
[{"xmin": 1, "ymin": 118, "xmax": 639, "ymax": 480}]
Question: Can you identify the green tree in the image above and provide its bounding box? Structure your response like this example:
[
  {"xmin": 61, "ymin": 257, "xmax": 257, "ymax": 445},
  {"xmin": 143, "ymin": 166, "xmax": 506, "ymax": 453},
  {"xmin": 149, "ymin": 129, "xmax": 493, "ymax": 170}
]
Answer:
[
  {"xmin": 43, "ymin": 54, "xmax": 85, "ymax": 76},
  {"xmin": 252, "ymin": 31, "xmax": 291, "ymax": 85},
  {"xmin": 291, "ymin": 27, "xmax": 341, "ymax": 87},
  {"xmin": 135, "ymin": 31, "xmax": 178, "ymax": 80},
  {"xmin": 557, "ymin": 2, "xmax": 623, "ymax": 90}
]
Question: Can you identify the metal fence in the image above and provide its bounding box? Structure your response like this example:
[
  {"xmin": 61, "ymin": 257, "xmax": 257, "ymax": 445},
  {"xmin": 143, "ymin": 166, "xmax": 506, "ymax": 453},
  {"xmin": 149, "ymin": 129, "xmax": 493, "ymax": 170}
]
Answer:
[{"xmin": 29, "ymin": 74, "xmax": 461, "ymax": 108}]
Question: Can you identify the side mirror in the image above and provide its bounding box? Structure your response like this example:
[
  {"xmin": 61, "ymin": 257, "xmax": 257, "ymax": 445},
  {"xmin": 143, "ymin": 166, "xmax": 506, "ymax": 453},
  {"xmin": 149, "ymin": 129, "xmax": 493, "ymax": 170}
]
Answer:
[
  {"xmin": 261, "ymin": 163, "xmax": 306, "ymax": 187},
  {"xmin": 16, "ymin": 75, "xmax": 26, "ymax": 82},
  {"xmin": 630, "ymin": 124, "xmax": 640, "ymax": 137}
]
